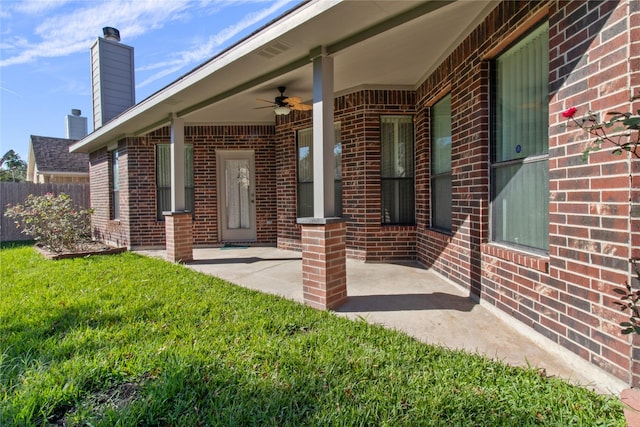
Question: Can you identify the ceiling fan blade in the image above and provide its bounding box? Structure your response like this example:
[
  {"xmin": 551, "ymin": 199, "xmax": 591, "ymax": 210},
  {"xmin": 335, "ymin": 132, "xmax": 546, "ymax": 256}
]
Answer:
[
  {"xmin": 255, "ymin": 89, "xmax": 309, "ymax": 112},
  {"xmin": 291, "ymin": 103, "xmax": 312, "ymax": 111},
  {"xmin": 284, "ymin": 96, "xmax": 302, "ymax": 105}
]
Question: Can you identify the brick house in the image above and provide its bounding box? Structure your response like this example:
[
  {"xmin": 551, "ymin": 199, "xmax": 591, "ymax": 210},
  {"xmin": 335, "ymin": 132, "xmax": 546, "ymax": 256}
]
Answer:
[{"xmin": 72, "ymin": 1, "xmax": 640, "ymax": 388}]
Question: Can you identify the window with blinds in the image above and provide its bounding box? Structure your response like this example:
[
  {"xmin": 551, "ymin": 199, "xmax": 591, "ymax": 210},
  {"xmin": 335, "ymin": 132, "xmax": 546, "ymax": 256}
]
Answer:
[
  {"xmin": 156, "ymin": 144, "xmax": 194, "ymax": 220},
  {"xmin": 491, "ymin": 22, "xmax": 549, "ymax": 252},
  {"xmin": 111, "ymin": 149, "xmax": 119, "ymax": 220},
  {"xmin": 296, "ymin": 124, "xmax": 342, "ymax": 218},
  {"xmin": 381, "ymin": 115, "xmax": 415, "ymax": 225},
  {"xmin": 431, "ymin": 94, "xmax": 452, "ymax": 232}
]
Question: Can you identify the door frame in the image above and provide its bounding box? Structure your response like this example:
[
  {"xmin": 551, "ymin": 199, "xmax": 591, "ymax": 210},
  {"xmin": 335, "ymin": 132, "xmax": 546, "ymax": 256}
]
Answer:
[{"xmin": 216, "ymin": 149, "xmax": 257, "ymax": 242}]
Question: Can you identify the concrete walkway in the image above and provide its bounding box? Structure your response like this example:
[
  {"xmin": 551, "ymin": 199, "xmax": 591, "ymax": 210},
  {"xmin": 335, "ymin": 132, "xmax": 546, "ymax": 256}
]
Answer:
[{"xmin": 136, "ymin": 246, "xmax": 627, "ymax": 395}]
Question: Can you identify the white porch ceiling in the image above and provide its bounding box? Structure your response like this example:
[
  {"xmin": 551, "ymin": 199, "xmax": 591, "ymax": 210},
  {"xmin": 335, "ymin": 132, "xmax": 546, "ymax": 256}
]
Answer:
[{"xmin": 72, "ymin": 0, "xmax": 497, "ymax": 153}]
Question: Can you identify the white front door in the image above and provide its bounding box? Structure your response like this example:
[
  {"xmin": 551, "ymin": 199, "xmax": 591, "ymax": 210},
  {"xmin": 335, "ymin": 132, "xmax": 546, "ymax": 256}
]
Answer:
[{"xmin": 217, "ymin": 150, "xmax": 256, "ymax": 242}]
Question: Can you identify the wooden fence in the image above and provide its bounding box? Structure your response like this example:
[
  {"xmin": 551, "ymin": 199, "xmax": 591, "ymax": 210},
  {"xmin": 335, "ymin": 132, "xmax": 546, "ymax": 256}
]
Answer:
[{"xmin": 0, "ymin": 182, "xmax": 90, "ymax": 242}]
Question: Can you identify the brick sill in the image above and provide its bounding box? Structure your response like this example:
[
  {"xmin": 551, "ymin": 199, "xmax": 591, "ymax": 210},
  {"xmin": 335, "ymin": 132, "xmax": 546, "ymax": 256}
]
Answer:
[
  {"xmin": 424, "ymin": 228, "xmax": 453, "ymax": 240},
  {"xmin": 381, "ymin": 224, "xmax": 417, "ymax": 231},
  {"xmin": 482, "ymin": 243, "xmax": 549, "ymax": 273}
]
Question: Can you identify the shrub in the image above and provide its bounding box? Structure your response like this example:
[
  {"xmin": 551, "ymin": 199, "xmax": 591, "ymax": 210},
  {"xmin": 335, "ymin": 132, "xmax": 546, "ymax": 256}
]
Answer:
[
  {"xmin": 613, "ymin": 260, "xmax": 640, "ymax": 335},
  {"xmin": 561, "ymin": 94, "xmax": 640, "ymax": 160},
  {"xmin": 562, "ymin": 94, "xmax": 640, "ymax": 336},
  {"xmin": 4, "ymin": 192, "xmax": 92, "ymax": 253}
]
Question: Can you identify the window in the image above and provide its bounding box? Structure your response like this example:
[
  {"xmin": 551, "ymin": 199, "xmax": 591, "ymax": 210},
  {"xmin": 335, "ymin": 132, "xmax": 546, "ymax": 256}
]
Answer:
[
  {"xmin": 431, "ymin": 94, "xmax": 452, "ymax": 232},
  {"xmin": 491, "ymin": 22, "xmax": 549, "ymax": 251},
  {"xmin": 111, "ymin": 149, "xmax": 120, "ymax": 220},
  {"xmin": 297, "ymin": 124, "xmax": 342, "ymax": 218},
  {"xmin": 381, "ymin": 115, "xmax": 414, "ymax": 224},
  {"xmin": 156, "ymin": 144, "xmax": 194, "ymax": 220}
]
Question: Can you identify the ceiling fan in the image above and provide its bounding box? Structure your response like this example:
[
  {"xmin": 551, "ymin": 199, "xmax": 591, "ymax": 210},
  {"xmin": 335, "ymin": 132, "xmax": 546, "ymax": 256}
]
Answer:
[{"xmin": 255, "ymin": 86, "xmax": 312, "ymax": 115}]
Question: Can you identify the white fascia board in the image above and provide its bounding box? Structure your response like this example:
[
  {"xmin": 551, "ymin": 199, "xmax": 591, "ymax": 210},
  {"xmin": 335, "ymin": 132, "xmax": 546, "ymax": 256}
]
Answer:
[{"xmin": 167, "ymin": 1, "xmax": 340, "ymax": 93}]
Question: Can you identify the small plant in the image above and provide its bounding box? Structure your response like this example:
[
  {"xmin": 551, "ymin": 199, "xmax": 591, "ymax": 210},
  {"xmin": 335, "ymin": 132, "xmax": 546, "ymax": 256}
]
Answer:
[
  {"xmin": 561, "ymin": 94, "xmax": 640, "ymax": 160},
  {"xmin": 4, "ymin": 192, "xmax": 92, "ymax": 253},
  {"xmin": 613, "ymin": 259, "xmax": 640, "ymax": 335},
  {"xmin": 563, "ymin": 95, "xmax": 640, "ymax": 337}
]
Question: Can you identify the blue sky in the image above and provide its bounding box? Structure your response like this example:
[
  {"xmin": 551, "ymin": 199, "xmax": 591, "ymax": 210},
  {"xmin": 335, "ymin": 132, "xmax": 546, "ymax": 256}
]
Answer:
[{"xmin": 0, "ymin": 0, "xmax": 300, "ymax": 161}]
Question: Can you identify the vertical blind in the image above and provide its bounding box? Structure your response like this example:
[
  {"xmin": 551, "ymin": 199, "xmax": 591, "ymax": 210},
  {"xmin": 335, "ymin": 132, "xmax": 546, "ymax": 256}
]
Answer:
[
  {"xmin": 492, "ymin": 22, "xmax": 549, "ymax": 251},
  {"xmin": 381, "ymin": 116, "xmax": 414, "ymax": 224},
  {"xmin": 297, "ymin": 125, "xmax": 342, "ymax": 218},
  {"xmin": 156, "ymin": 144, "xmax": 194, "ymax": 220},
  {"xmin": 431, "ymin": 94, "xmax": 452, "ymax": 231},
  {"xmin": 297, "ymin": 128, "xmax": 314, "ymax": 217},
  {"xmin": 112, "ymin": 150, "xmax": 119, "ymax": 220},
  {"xmin": 495, "ymin": 23, "xmax": 549, "ymax": 162}
]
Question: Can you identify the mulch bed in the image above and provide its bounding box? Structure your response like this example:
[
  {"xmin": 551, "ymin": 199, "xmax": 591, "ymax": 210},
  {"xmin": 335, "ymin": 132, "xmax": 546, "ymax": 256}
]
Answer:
[{"xmin": 35, "ymin": 242, "xmax": 127, "ymax": 260}]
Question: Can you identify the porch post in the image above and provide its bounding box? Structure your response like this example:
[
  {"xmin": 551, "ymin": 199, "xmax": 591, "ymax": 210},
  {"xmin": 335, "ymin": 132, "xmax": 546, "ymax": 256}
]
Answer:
[
  {"xmin": 312, "ymin": 47, "xmax": 335, "ymax": 218},
  {"xmin": 298, "ymin": 218, "xmax": 347, "ymax": 310},
  {"xmin": 297, "ymin": 47, "xmax": 347, "ymax": 310},
  {"xmin": 164, "ymin": 114, "xmax": 193, "ymax": 263},
  {"xmin": 170, "ymin": 114, "xmax": 185, "ymax": 212},
  {"xmin": 164, "ymin": 211, "xmax": 193, "ymax": 263}
]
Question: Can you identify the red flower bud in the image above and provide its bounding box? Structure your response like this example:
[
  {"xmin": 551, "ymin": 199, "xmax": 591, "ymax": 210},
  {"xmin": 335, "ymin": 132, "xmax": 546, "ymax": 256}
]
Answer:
[{"xmin": 562, "ymin": 107, "xmax": 577, "ymax": 118}]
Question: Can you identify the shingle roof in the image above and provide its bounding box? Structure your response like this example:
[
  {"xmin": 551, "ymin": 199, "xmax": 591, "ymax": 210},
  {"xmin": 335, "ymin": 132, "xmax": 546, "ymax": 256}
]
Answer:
[{"xmin": 30, "ymin": 135, "xmax": 89, "ymax": 174}]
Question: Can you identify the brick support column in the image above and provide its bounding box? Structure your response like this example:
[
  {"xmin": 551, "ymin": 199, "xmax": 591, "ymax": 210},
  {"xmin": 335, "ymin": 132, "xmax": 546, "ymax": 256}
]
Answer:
[
  {"xmin": 298, "ymin": 218, "xmax": 347, "ymax": 310},
  {"xmin": 164, "ymin": 211, "xmax": 193, "ymax": 263}
]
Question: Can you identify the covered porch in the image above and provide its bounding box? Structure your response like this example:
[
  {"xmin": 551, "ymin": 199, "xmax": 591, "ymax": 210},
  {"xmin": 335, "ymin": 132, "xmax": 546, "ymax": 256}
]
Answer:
[{"xmin": 135, "ymin": 246, "xmax": 626, "ymax": 395}]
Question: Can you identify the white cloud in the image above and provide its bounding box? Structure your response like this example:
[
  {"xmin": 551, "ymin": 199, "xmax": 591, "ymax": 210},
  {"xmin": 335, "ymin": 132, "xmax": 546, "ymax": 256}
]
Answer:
[
  {"xmin": 12, "ymin": 0, "xmax": 73, "ymax": 15},
  {"xmin": 0, "ymin": 0, "xmax": 193, "ymax": 67},
  {"xmin": 0, "ymin": 35, "xmax": 30, "ymax": 51},
  {"xmin": 1, "ymin": 0, "xmax": 297, "ymax": 103},
  {"xmin": 136, "ymin": 0, "xmax": 293, "ymax": 88}
]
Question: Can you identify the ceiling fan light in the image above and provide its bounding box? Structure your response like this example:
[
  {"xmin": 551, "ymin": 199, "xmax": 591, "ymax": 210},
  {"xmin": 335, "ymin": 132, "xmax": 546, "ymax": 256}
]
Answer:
[{"xmin": 274, "ymin": 106, "xmax": 291, "ymax": 115}]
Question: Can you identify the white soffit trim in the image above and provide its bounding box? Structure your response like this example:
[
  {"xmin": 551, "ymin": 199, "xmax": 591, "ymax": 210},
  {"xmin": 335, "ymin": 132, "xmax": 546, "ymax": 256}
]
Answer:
[{"xmin": 155, "ymin": 0, "xmax": 341, "ymax": 102}]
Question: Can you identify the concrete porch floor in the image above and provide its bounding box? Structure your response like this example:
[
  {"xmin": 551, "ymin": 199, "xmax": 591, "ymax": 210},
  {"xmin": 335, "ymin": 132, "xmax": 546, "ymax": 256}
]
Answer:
[{"xmin": 136, "ymin": 246, "xmax": 627, "ymax": 395}]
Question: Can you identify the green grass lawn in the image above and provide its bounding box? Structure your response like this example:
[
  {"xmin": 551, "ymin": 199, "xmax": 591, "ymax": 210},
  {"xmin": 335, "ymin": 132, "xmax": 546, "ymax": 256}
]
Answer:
[{"xmin": 0, "ymin": 246, "xmax": 625, "ymax": 426}]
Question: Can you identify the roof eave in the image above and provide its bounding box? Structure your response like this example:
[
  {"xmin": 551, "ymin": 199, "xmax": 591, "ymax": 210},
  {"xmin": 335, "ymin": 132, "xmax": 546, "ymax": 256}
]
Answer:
[{"xmin": 70, "ymin": 0, "xmax": 340, "ymax": 154}]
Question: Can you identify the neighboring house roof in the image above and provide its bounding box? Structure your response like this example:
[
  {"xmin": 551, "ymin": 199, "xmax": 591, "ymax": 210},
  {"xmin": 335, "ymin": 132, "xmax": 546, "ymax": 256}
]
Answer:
[
  {"xmin": 29, "ymin": 135, "xmax": 89, "ymax": 174},
  {"xmin": 71, "ymin": 0, "xmax": 496, "ymax": 154}
]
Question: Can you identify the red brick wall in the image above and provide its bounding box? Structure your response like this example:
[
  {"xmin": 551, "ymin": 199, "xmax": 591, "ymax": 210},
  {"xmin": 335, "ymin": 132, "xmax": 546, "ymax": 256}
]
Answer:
[
  {"xmin": 276, "ymin": 90, "xmax": 417, "ymax": 261},
  {"xmin": 300, "ymin": 221, "xmax": 347, "ymax": 310},
  {"xmin": 90, "ymin": 125, "xmax": 277, "ymax": 249},
  {"xmin": 123, "ymin": 135, "xmax": 165, "ymax": 247},
  {"xmin": 275, "ymin": 115, "xmax": 300, "ymax": 251},
  {"xmin": 89, "ymin": 145, "xmax": 129, "ymax": 248},
  {"xmin": 186, "ymin": 125, "xmax": 277, "ymax": 245},
  {"xmin": 549, "ymin": 0, "xmax": 637, "ymax": 385},
  {"xmin": 415, "ymin": 48, "xmax": 490, "ymax": 298},
  {"xmin": 165, "ymin": 212, "xmax": 193, "ymax": 263},
  {"xmin": 415, "ymin": 0, "xmax": 636, "ymax": 385},
  {"xmin": 89, "ymin": 148, "xmax": 108, "ymax": 240}
]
